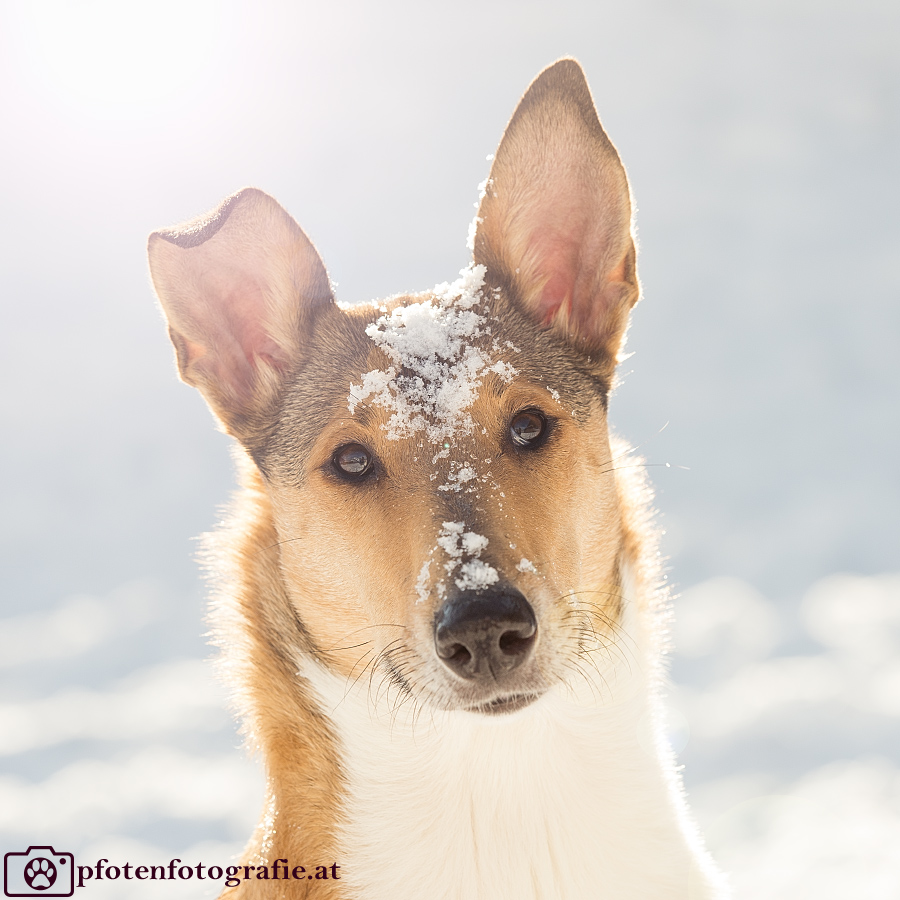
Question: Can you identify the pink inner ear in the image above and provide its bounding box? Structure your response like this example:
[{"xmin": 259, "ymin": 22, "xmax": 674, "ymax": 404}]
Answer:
[
  {"xmin": 527, "ymin": 217, "xmax": 627, "ymax": 339},
  {"xmin": 229, "ymin": 282, "xmax": 286, "ymax": 368},
  {"xmin": 528, "ymin": 224, "xmax": 582, "ymax": 327},
  {"xmin": 200, "ymin": 277, "xmax": 289, "ymax": 403},
  {"xmin": 536, "ymin": 269, "xmax": 573, "ymax": 326}
]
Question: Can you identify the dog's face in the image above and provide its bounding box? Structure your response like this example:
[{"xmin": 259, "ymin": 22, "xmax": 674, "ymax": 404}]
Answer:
[
  {"xmin": 258, "ymin": 277, "xmax": 626, "ymax": 715},
  {"xmin": 148, "ymin": 60, "xmax": 639, "ymax": 716}
]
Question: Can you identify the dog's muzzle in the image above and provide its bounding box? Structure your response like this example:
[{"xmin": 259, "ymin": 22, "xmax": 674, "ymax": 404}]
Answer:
[{"xmin": 433, "ymin": 588, "xmax": 537, "ymax": 683}]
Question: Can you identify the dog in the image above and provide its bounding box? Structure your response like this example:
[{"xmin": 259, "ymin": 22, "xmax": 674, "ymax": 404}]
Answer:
[{"xmin": 148, "ymin": 59, "xmax": 727, "ymax": 900}]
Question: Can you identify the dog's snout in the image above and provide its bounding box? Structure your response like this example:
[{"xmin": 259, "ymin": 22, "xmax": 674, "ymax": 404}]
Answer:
[{"xmin": 434, "ymin": 589, "xmax": 537, "ymax": 681}]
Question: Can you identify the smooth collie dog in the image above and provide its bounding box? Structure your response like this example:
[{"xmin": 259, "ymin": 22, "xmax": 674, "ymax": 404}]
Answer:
[{"xmin": 149, "ymin": 59, "xmax": 727, "ymax": 899}]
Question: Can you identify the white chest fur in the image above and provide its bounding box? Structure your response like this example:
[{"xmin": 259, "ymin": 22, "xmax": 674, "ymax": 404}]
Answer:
[{"xmin": 301, "ymin": 589, "xmax": 725, "ymax": 900}]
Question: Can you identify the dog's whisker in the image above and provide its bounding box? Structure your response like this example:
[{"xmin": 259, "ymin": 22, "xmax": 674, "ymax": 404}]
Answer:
[
  {"xmin": 328, "ymin": 639, "xmax": 373, "ymax": 654},
  {"xmin": 594, "ymin": 461, "xmax": 683, "ymax": 479},
  {"xmin": 328, "ymin": 650, "xmax": 380, "ymax": 715},
  {"xmin": 345, "ymin": 647, "xmax": 377, "ymax": 682},
  {"xmin": 365, "ymin": 639, "xmax": 407, "ymax": 714},
  {"xmin": 324, "ymin": 622, "xmax": 409, "ymax": 654}
]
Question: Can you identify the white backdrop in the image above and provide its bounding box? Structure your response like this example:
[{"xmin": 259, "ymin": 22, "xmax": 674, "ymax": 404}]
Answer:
[{"xmin": 1, "ymin": 0, "xmax": 898, "ymax": 896}]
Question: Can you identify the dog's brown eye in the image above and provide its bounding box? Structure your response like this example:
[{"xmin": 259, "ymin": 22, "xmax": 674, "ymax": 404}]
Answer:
[
  {"xmin": 333, "ymin": 443, "xmax": 372, "ymax": 477},
  {"xmin": 509, "ymin": 410, "xmax": 546, "ymax": 448}
]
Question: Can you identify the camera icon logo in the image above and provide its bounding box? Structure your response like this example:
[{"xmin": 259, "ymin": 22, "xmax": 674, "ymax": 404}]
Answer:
[{"xmin": 3, "ymin": 847, "xmax": 74, "ymax": 898}]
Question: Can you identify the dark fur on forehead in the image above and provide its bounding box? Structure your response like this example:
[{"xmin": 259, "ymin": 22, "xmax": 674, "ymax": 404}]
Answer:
[
  {"xmin": 481, "ymin": 270, "xmax": 615, "ymax": 407},
  {"xmin": 251, "ymin": 278, "xmax": 610, "ymax": 480},
  {"xmin": 257, "ymin": 303, "xmax": 378, "ymax": 476}
]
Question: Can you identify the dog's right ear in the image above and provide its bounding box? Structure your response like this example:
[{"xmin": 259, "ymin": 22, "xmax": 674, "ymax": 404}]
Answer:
[
  {"xmin": 148, "ymin": 188, "xmax": 333, "ymax": 435},
  {"xmin": 473, "ymin": 59, "xmax": 639, "ymax": 373}
]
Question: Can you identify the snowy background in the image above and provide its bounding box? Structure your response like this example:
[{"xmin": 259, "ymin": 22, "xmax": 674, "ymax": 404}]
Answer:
[{"xmin": 1, "ymin": 0, "xmax": 898, "ymax": 896}]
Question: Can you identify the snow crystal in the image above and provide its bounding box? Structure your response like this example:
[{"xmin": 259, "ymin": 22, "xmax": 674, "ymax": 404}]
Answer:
[
  {"xmin": 437, "ymin": 463, "xmax": 477, "ymax": 493},
  {"xmin": 436, "ymin": 521, "xmax": 499, "ymax": 592},
  {"xmin": 460, "ymin": 531, "xmax": 488, "ymax": 555},
  {"xmin": 415, "ymin": 560, "xmax": 431, "ymax": 605},
  {"xmin": 466, "ymin": 178, "xmax": 491, "ymax": 252},
  {"xmin": 347, "ymin": 264, "xmax": 516, "ymax": 442},
  {"xmin": 516, "ymin": 557, "xmax": 537, "ymax": 574},
  {"xmin": 347, "ymin": 368, "xmax": 394, "ymax": 414},
  {"xmin": 456, "ymin": 559, "xmax": 500, "ymax": 591},
  {"xmin": 466, "ymin": 217, "xmax": 482, "ymax": 253},
  {"xmin": 435, "ymin": 522, "xmax": 460, "ymax": 558}
]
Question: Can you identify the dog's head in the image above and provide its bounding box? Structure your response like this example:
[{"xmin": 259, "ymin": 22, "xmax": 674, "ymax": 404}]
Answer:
[{"xmin": 148, "ymin": 59, "xmax": 640, "ymax": 716}]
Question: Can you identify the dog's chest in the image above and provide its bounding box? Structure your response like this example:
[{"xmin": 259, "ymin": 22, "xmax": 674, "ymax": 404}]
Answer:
[{"xmin": 305, "ymin": 668, "xmax": 704, "ymax": 900}]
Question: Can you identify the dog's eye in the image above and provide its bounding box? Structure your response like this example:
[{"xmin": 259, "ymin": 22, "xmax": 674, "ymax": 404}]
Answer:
[
  {"xmin": 333, "ymin": 443, "xmax": 373, "ymax": 477},
  {"xmin": 509, "ymin": 410, "xmax": 546, "ymax": 448}
]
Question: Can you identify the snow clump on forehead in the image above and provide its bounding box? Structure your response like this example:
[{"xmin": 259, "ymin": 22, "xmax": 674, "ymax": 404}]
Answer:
[{"xmin": 347, "ymin": 264, "xmax": 516, "ymax": 443}]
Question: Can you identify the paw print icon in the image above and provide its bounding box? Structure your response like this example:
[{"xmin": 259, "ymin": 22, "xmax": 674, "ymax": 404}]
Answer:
[
  {"xmin": 4, "ymin": 847, "xmax": 73, "ymax": 898},
  {"xmin": 24, "ymin": 859, "xmax": 55, "ymax": 891}
]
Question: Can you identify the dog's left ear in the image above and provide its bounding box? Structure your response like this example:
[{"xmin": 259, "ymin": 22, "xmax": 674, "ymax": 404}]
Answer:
[{"xmin": 473, "ymin": 59, "xmax": 639, "ymax": 368}]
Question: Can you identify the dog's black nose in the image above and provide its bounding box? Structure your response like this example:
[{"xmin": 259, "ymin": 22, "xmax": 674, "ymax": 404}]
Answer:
[{"xmin": 434, "ymin": 589, "xmax": 537, "ymax": 680}]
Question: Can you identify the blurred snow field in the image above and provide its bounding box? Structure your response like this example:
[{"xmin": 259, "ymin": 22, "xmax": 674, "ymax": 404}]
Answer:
[
  {"xmin": 672, "ymin": 574, "xmax": 900, "ymax": 898},
  {"xmin": 1, "ymin": 573, "xmax": 898, "ymax": 897},
  {"xmin": 0, "ymin": 581, "xmax": 263, "ymax": 899}
]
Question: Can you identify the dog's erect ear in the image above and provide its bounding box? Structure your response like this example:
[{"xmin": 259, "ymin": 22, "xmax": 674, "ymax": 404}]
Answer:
[
  {"xmin": 148, "ymin": 188, "xmax": 333, "ymax": 433},
  {"xmin": 473, "ymin": 59, "xmax": 638, "ymax": 366}
]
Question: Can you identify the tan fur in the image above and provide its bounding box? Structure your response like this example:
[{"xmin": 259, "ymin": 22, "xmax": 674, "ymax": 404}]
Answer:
[
  {"xmin": 149, "ymin": 58, "xmax": 723, "ymax": 899},
  {"xmin": 208, "ymin": 458, "xmax": 345, "ymax": 898}
]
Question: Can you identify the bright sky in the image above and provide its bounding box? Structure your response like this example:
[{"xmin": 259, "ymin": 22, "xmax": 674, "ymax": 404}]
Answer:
[{"xmin": 7, "ymin": 0, "xmax": 229, "ymax": 117}]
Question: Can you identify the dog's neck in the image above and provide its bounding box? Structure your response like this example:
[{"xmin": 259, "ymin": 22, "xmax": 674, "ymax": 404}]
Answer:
[{"xmin": 298, "ymin": 566, "xmax": 720, "ymax": 900}]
